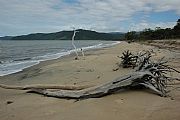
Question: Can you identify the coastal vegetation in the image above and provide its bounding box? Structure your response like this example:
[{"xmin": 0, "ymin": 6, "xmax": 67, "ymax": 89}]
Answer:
[{"xmin": 125, "ymin": 19, "xmax": 180, "ymax": 41}]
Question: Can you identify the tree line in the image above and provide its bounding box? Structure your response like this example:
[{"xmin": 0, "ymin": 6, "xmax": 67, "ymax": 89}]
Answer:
[{"xmin": 125, "ymin": 19, "xmax": 180, "ymax": 41}]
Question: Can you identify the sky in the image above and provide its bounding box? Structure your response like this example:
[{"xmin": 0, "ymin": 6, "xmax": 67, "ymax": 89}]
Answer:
[{"xmin": 0, "ymin": 0, "xmax": 180, "ymax": 36}]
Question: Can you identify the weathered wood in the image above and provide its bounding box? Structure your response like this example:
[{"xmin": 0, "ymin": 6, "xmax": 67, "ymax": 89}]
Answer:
[
  {"xmin": 6, "ymin": 71, "xmax": 163, "ymax": 99},
  {"xmin": 0, "ymin": 71, "xmax": 163, "ymax": 99},
  {"xmin": 0, "ymin": 84, "xmax": 92, "ymax": 90},
  {"xmin": 72, "ymin": 30, "xmax": 79, "ymax": 59}
]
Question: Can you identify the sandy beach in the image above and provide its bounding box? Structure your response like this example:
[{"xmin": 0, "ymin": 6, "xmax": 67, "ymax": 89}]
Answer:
[{"xmin": 0, "ymin": 41, "xmax": 180, "ymax": 120}]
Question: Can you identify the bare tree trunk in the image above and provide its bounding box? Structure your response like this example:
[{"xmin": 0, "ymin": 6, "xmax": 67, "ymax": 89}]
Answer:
[
  {"xmin": 72, "ymin": 30, "xmax": 79, "ymax": 59},
  {"xmin": 0, "ymin": 71, "xmax": 164, "ymax": 99},
  {"xmin": 28, "ymin": 71, "xmax": 163, "ymax": 99},
  {"xmin": 0, "ymin": 84, "xmax": 92, "ymax": 90}
]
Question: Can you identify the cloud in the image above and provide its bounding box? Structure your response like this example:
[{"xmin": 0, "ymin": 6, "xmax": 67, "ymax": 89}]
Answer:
[
  {"xmin": 129, "ymin": 21, "xmax": 176, "ymax": 31},
  {"xmin": 146, "ymin": 0, "xmax": 180, "ymax": 14},
  {"xmin": 0, "ymin": 0, "xmax": 179, "ymax": 36}
]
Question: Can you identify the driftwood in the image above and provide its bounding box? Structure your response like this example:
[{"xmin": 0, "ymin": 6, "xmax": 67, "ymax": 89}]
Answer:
[
  {"xmin": 0, "ymin": 84, "xmax": 92, "ymax": 90},
  {"xmin": 0, "ymin": 50, "xmax": 179, "ymax": 99},
  {"xmin": 72, "ymin": 29, "xmax": 79, "ymax": 60}
]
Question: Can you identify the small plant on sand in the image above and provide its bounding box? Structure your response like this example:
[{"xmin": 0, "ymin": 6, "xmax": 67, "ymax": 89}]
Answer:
[{"xmin": 119, "ymin": 50, "xmax": 137, "ymax": 68}]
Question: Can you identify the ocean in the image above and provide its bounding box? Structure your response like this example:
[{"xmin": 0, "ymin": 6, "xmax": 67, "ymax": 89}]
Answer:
[{"xmin": 0, "ymin": 40, "xmax": 120, "ymax": 76}]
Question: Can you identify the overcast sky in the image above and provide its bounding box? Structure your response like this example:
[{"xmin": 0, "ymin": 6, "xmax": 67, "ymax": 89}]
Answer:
[{"xmin": 0, "ymin": 0, "xmax": 180, "ymax": 36}]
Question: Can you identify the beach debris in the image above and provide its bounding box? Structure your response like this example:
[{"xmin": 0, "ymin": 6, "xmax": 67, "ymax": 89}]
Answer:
[
  {"xmin": 97, "ymin": 75, "xmax": 101, "ymax": 79},
  {"xmin": 6, "ymin": 100, "xmax": 13, "ymax": 105},
  {"xmin": 113, "ymin": 67, "xmax": 119, "ymax": 71},
  {"xmin": 86, "ymin": 69, "xmax": 94, "ymax": 72},
  {"xmin": 0, "ymin": 50, "xmax": 179, "ymax": 99},
  {"xmin": 81, "ymin": 48, "xmax": 85, "ymax": 59}
]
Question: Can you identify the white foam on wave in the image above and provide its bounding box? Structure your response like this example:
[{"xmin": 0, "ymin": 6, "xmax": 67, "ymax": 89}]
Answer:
[
  {"xmin": 33, "ymin": 51, "xmax": 71, "ymax": 62},
  {"xmin": 74, "ymin": 41, "xmax": 120, "ymax": 52},
  {"xmin": 0, "ymin": 41, "xmax": 120, "ymax": 76},
  {"xmin": 0, "ymin": 61, "xmax": 39, "ymax": 76}
]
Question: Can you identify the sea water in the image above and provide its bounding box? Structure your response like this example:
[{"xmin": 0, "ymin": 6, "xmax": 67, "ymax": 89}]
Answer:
[{"xmin": 0, "ymin": 40, "xmax": 120, "ymax": 76}]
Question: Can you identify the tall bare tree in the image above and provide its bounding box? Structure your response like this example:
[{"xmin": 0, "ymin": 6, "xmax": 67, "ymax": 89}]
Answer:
[{"xmin": 72, "ymin": 29, "xmax": 79, "ymax": 59}]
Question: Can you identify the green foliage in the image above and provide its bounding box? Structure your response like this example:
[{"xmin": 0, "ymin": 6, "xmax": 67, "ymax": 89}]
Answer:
[
  {"xmin": 125, "ymin": 31, "xmax": 138, "ymax": 40},
  {"xmin": 125, "ymin": 18, "xmax": 180, "ymax": 41},
  {"xmin": 173, "ymin": 19, "xmax": 180, "ymax": 38}
]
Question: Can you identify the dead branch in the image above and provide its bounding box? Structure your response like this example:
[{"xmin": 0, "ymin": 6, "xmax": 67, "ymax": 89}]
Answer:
[
  {"xmin": 0, "ymin": 84, "xmax": 92, "ymax": 90},
  {"xmin": 72, "ymin": 29, "xmax": 79, "ymax": 60},
  {"xmin": 28, "ymin": 71, "xmax": 164, "ymax": 99}
]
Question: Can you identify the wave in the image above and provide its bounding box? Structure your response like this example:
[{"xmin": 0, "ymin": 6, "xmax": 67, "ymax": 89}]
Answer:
[
  {"xmin": 0, "ymin": 61, "xmax": 39, "ymax": 76},
  {"xmin": 14, "ymin": 57, "xmax": 32, "ymax": 61},
  {"xmin": 0, "ymin": 41, "xmax": 120, "ymax": 76}
]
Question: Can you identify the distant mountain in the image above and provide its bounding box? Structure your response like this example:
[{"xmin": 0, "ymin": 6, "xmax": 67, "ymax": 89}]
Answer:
[
  {"xmin": 0, "ymin": 36, "xmax": 13, "ymax": 40},
  {"xmin": 0, "ymin": 29, "xmax": 124, "ymax": 40},
  {"xmin": 109, "ymin": 32, "xmax": 125, "ymax": 34}
]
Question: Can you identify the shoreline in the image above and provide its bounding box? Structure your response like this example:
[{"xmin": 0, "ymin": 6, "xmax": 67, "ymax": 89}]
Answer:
[
  {"xmin": 0, "ymin": 41, "xmax": 120, "ymax": 77},
  {"xmin": 0, "ymin": 41, "xmax": 180, "ymax": 120},
  {"xmin": 0, "ymin": 41, "xmax": 123, "ymax": 86},
  {"xmin": 0, "ymin": 41, "xmax": 120, "ymax": 78}
]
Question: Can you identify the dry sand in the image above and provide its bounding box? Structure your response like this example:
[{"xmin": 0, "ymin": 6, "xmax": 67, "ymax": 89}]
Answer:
[{"xmin": 0, "ymin": 41, "xmax": 180, "ymax": 120}]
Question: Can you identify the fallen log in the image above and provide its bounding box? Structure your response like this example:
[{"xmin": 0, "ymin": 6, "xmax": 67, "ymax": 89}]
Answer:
[
  {"xmin": 0, "ymin": 84, "xmax": 93, "ymax": 90},
  {"xmin": 0, "ymin": 70, "xmax": 165, "ymax": 99},
  {"xmin": 28, "ymin": 71, "xmax": 164, "ymax": 99}
]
